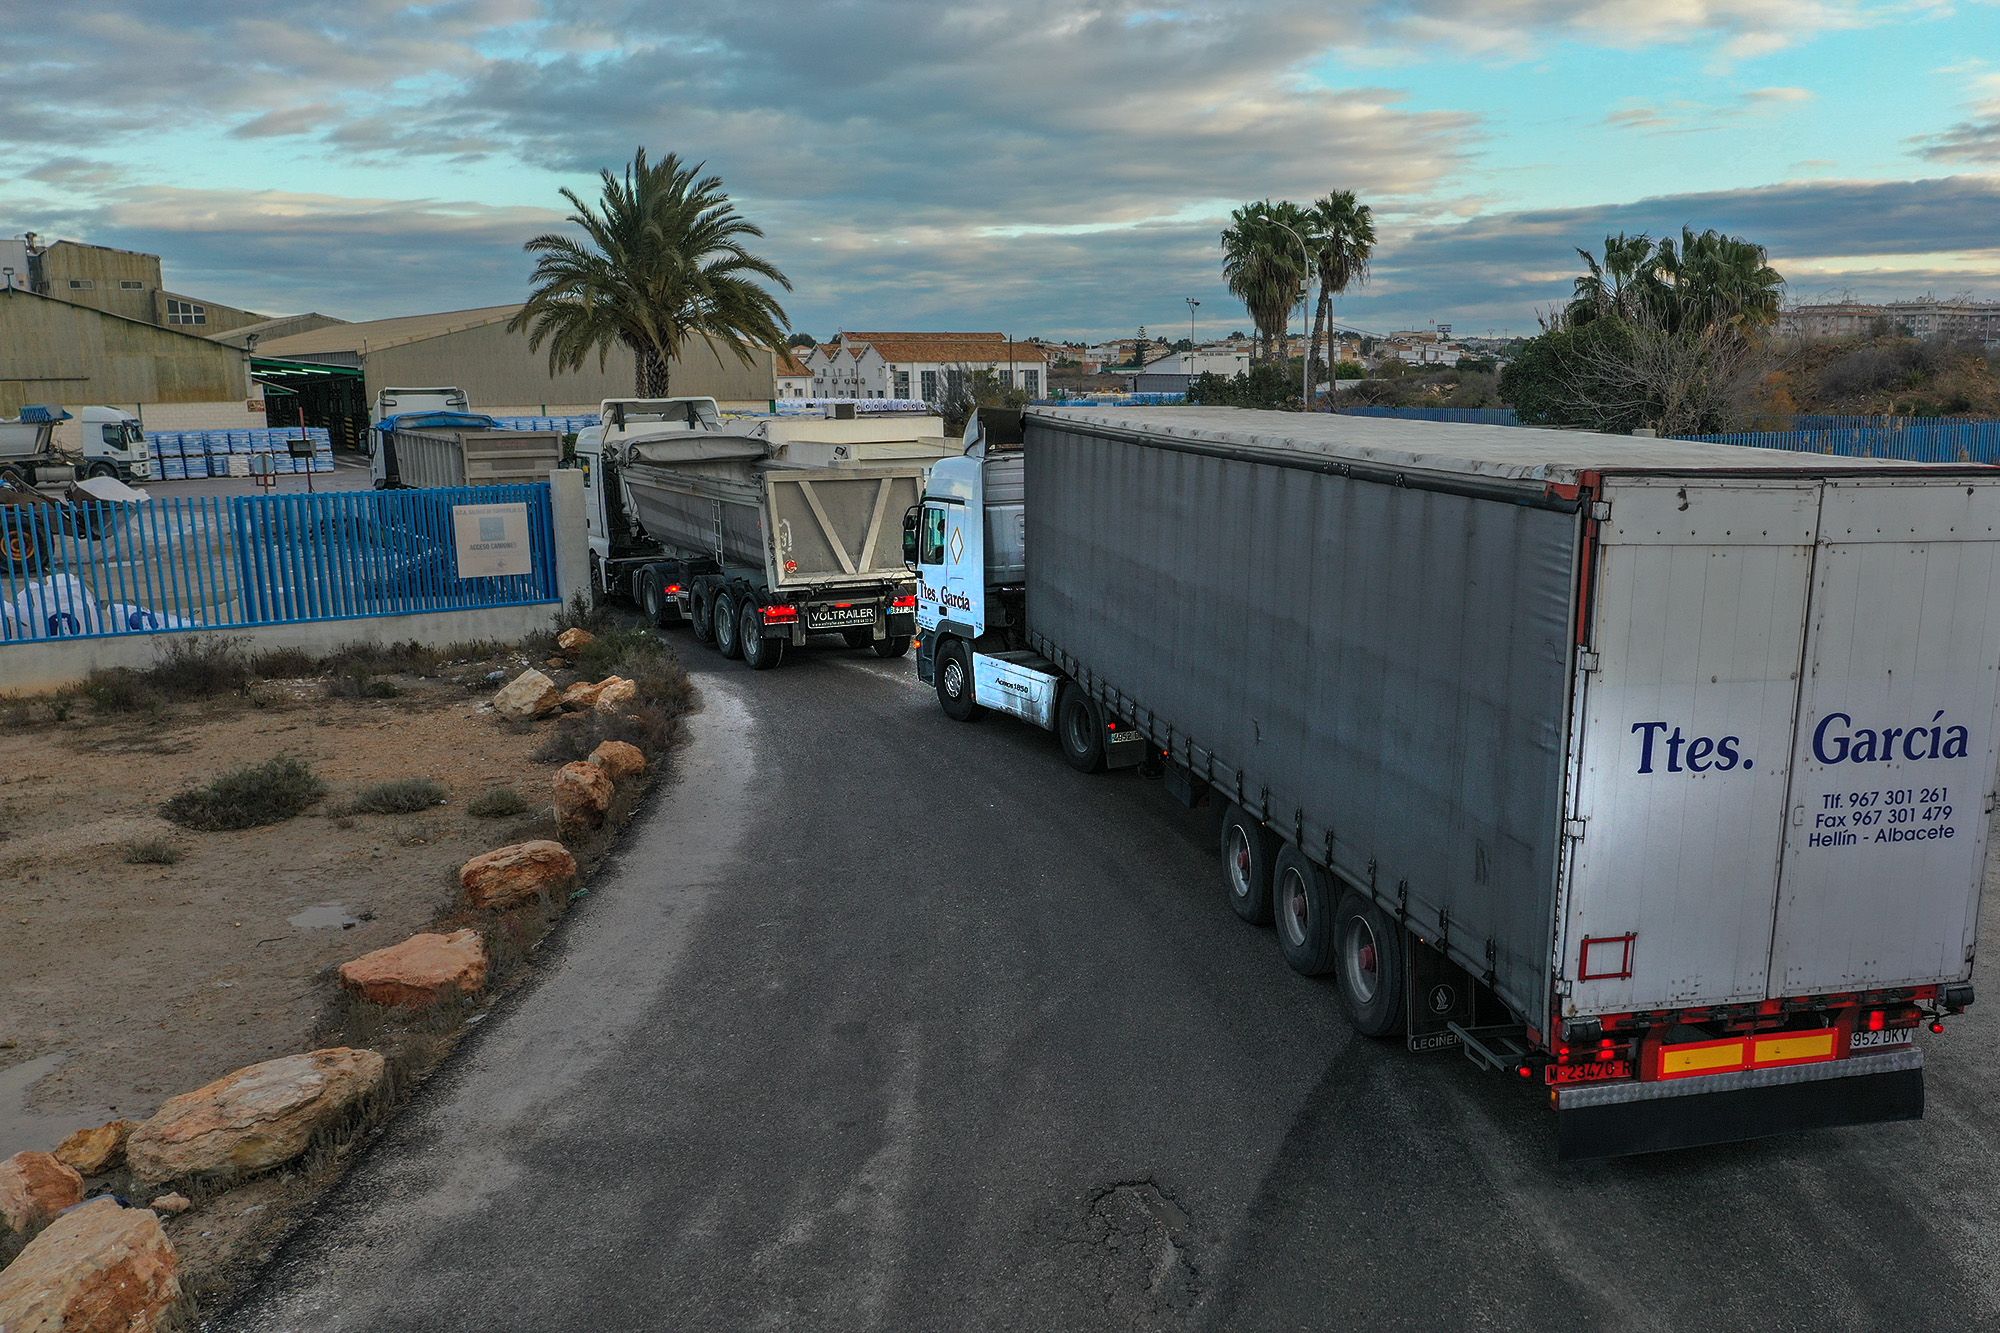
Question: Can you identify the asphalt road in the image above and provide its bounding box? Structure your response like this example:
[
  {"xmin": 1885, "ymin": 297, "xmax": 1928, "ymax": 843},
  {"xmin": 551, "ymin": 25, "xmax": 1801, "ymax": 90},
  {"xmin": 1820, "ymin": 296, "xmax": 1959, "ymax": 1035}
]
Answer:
[{"xmin": 225, "ymin": 638, "xmax": 2000, "ymax": 1332}]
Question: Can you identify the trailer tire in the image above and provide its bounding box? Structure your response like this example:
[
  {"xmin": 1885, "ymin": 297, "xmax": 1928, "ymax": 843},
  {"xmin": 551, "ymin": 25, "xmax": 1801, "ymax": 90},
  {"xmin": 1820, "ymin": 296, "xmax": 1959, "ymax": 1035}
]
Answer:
[
  {"xmin": 1333, "ymin": 890, "xmax": 1406, "ymax": 1037},
  {"xmin": 639, "ymin": 569, "xmax": 681, "ymax": 628},
  {"xmin": 1, "ymin": 519, "xmax": 42, "ymax": 575},
  {"xmin": 689, "ymin": 583, "xmax": 715, "ymax": 646},
  {"xmin": 873, "ymin": 635, "xmax": 911, "ymax": 659},
  {"xmin": 713, "ymin": 589, "xmax": 743, "ymax": 659},
  {"xmin": 740, "ymin": 603, "xmax": 786, "ymax": 670},
  {"xmin": 1220, "ymin": 805, "xmax": 1275, "ymax": 925},
  {"xmin": 935, "ymin": 638, "xmax": 982, "ymax": 722},
  {"xmin": 841, "ymin": 629, "xmax": 871, "ymax": 649},
  {"xmin": 1272, "ymin": 846, "xmax": 1337, "ymax": 976},
  {"xmin": 1057, "ymin": 684, "xmax": 1106, "ymax": 774}
]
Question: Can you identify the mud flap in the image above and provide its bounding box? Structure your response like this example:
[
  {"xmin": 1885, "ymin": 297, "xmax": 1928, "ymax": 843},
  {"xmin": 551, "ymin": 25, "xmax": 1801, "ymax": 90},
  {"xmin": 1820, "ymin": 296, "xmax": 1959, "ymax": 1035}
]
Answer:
[
  {"xmin": 1405, "ymin": 941, "xmax": 1477, "ymax": 1053},
  {"xmin": 1555, "ymin": 1047, "xmax": 1924, "ymax": 1160}
]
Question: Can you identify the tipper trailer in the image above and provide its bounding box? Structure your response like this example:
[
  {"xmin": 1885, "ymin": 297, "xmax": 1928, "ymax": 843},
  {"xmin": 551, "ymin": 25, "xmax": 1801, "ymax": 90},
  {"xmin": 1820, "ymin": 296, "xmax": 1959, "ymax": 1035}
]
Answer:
[
  {"xmin": 911, "ymin": 406, "xmax": 2000, "ymax": 1158},
  {"xmin": 576, "ymin": 398, "xmax": 929, "ymax": 669}
]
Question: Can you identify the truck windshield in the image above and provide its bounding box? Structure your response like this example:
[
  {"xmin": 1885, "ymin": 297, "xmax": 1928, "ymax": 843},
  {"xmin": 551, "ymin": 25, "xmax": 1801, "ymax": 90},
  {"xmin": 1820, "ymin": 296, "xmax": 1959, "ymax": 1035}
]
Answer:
[{"xmin": 101, "ymin": 423, "xmax": 142, "ymax": 449}]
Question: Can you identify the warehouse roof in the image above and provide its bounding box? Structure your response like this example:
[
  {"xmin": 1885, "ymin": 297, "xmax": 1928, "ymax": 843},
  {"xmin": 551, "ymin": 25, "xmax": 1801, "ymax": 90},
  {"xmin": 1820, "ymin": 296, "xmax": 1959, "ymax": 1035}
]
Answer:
[
  {"xmin": 257, "ymin": 305, "xmax": 520, "ymax": 357},
  {"xmin": 840, "ymin": 332, "xmax": 1049, "ymax": 365},
  {"xmin": 1032, "ymin": 407, "xmax": 1978, "ymax": 484}
]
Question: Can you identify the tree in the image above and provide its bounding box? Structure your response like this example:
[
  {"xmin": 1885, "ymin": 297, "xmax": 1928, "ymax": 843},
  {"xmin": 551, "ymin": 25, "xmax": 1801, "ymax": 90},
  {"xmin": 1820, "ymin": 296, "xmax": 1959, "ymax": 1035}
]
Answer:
[
  {"xmin": 1508, "ymin": 227, "xmax": 1784, "ymax": 434},
  {"xmin": 1221, "ymin": 200, "xmax": 1310, "ymax": 366},
  {"xmin": 1185, "ymin": 363, "xmax": 1299, "ymax": 410},
  {"xmin": 786, "ymin": 332, "xmax": 817, "ymax": 349},
  {"xmin": 1303, "ymin": 191, "xmax": 1375, "ymax": 404},
  {"xmin": 511, "ymin": 148, "xmax": 792, "ymax": 396}
]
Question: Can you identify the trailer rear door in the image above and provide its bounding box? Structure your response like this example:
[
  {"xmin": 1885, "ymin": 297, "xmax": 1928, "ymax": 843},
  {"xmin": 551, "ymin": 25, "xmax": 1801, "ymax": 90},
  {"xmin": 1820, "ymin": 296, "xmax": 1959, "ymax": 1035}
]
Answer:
[
  {"xmin": 1562, "ymin": 479, "xmax": 1821, "ymax": 1016},
  {"xmin": 1767, "ymin": 477, "xmax": 2000, "ymax": 994},
  {"xmin": 764, "ymin": 467, "xmax": 925, "ymax": 590}
]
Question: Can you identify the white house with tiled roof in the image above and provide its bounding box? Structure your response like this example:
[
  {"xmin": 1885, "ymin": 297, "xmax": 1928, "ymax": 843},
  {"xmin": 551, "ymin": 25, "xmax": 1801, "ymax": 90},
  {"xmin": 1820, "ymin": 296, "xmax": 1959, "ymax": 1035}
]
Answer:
[
  {"xmin": 808, "ymin": 332, "xmax": 1049, "ymax": 403},
  {"xmin": 776, "ymin": 349, "xmax": 813, "ymax": 398}
]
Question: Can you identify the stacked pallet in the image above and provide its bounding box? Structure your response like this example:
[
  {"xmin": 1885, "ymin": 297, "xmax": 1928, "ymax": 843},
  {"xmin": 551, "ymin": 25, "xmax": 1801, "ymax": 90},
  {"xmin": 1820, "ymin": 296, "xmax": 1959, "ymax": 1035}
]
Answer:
[{"xmin": 151, "ymin": 427, "xmax": 335, "ymax": 480}]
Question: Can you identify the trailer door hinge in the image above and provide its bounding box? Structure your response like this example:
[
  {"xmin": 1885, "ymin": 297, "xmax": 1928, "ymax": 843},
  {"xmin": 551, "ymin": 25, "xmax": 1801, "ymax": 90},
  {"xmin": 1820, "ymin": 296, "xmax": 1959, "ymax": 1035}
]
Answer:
[
  {"xmin": 1589, "ymin": 500, "xmax": 1611, "ymax": 521},
  {"xmin": 1577, "ymin": 649, "xmax": 1600, "ymax": 673},
  {"xmin": 1563, "ymin": 818, "xmax": 1586, "ymax": 841}
]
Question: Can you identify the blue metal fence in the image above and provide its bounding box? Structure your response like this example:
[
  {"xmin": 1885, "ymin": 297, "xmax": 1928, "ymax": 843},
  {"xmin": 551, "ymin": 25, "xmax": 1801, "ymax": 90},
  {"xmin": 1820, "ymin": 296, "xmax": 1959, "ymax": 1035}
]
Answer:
[
  {"xmin": 0, "ymin": 483, "xmax": 559, "ymax": 644},
  {"xmin": 1670, "ymin": 416, "xmax": 2000, "ymax": 463},
  {"xmin": 1336, "ymin": 406, "xmax": 1522, "ymax": 426}
]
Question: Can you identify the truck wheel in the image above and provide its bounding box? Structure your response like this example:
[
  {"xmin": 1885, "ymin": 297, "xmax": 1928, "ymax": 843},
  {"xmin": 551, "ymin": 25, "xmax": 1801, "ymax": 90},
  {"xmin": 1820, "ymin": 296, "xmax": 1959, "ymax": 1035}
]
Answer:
[
  {"xmin": 1272, "ymin": 846, "xmax": 1337, "ymax": 976},
  {"xmin": 740, "ymin": 604, "xmax": 786, "ymax": 670},
  {"xmin": 688, "ymin": 584, "xmax": 715, "ymax": 646},
  {"xmin": 873, "ymin": 635, "xmax": 911, "ymax": 659},
  {"xmin": 87, "ymin": 462, "xmax": 117, "ymax": 481},
  {"xmin": 935, "ymin": 638, "xmax": 982, "ymax": 722},
  {"xmin": 1057, "ymin": 685, "xmax": 1106, "ymax": 773},
  {"xmin": 639, "ymin": 570, "xmax": 680, "ymax": 628},
  {"xmin": 713, "ymin": 589, "xmax": 743, "ymax": 659},
  {"xmin": 1333, "ymin": 890, "xmax": 1407, "ymax": 1037},
  {"xmin": 1220, "ymin": 805, "xmax": 1275, "ymax": 925},
  {"xmin": 841, "ymin": 629, "xmax": 871, "ymax": 649},
  {"xmin": 1, "ymin": 521, "xmax": 41, "ymax": 574}
]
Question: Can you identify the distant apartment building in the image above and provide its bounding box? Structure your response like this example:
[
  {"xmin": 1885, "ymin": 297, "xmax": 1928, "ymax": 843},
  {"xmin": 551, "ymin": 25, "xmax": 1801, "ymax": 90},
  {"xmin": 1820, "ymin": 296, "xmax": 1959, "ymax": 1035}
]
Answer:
[
  {"xmin": 1129, "ymin": 348, "xmax": 1250, "ymax": 392},
  {"xmin": 1382, "ymin": 330, "xmax": 1463, "ymax": 367},
  {"xmin": 804, "ymin": 332, "xmax": 1049, "ymax": 402},
  {"xmin": 1782, "ymin": 298, "xmax": 2000, "ymax": 345}
]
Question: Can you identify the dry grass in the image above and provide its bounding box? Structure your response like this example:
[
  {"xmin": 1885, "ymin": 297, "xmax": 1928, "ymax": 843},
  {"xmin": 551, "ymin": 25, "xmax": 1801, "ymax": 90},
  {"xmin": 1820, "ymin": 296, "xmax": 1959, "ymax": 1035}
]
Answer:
[
  {"xmin": 340, "ymin": 778, "xmax": 447, "ymax": 815},
  {"xmin": 124, "ymin": 836, "xmax": 183, "ymax": 865},
  {"xmin": 467, "ymin": 787, "xmax": 529, "ymax": 818}
]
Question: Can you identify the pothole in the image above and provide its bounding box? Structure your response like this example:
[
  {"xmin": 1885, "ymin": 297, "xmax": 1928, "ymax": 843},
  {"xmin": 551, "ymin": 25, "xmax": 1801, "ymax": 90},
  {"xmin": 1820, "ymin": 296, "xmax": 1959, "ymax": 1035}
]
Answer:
[{"xmin": 1076, "ymin": 1178, "xmax": 1201, "ymax": 1317}]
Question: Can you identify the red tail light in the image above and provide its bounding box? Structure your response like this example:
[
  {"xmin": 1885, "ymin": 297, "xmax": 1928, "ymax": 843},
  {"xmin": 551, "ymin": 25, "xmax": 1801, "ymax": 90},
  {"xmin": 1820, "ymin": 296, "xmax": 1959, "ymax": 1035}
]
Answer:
[
  {"xmin": 1930, "ymin": 1020, "xmax": 1946, "ymax": 1034},
  {"xmin": 890, "ymin": 595, "xmax": 917, "ymax": 609},
  {"xmin": 761, "ymin": 604, "xmax": 799, "ymax": 624},
  {"xmin": 664, "ymin": 583, "xmax": 683, "ymax": 595},
  {"xmin": 1866, "ymin": 1009, "xmax": 1887, "ymax": 1032}
]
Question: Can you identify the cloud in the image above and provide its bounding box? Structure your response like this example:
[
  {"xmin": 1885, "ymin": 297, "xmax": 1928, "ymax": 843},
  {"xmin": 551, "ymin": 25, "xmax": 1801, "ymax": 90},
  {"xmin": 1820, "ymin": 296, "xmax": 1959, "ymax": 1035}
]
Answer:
[
  {"xmin": 1913, "ymin": 73, "xmax": 2000, "ymax": 162},
  {"xmin": 1604, "ymin": 85, "xmax": 1815, "ymax": 135}
]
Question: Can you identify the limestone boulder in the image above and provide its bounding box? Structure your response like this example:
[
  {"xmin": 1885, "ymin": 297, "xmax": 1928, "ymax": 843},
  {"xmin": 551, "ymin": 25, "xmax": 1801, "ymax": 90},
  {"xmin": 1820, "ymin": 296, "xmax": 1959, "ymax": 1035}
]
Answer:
[
  {"xmin": 339, "ymin": 929, "xmax": 489, "ymax": 1008},
  {"xmin": 559, "ymin": 679, "xmax": 607, "ymax": 711},
  {"xmin": 53, "ymin": 1120, "xmax": 134, "ymax": 1178},
  {"xmin": 0, "ymin": 1152, "xmax": 83, "ymax": 1237},
  {"xmin": 556, "ymin": 627, "xmax": 595, "ymax": 652},
  {"xmin": 592, "ymin": 677, "xmax": 639, "ymax": 713},
  {"xmin": 589, "ymin": 739, "xmax": 648, "ymax": 783},
  {"xmin": 125, "ymin": 1047, "xmax": 385, "ymax": 1186},
  {"xmin": 459, "ymin": 839, "xmax": 577, "ymax": 910},
  {"xmin": 0, "ymin": 1198, "xmax": 180, "ymax": 1333},
  {"xmin": 147, "ymin": 1193, "xmax": 190, "ymax": 1217},
  {"xmin": 491, "ymin": 668, "xmax": 560, "ymax": 721},
  {"xmin": 553, "ymin": 761, "xmax": 614, "ymax": 837}
]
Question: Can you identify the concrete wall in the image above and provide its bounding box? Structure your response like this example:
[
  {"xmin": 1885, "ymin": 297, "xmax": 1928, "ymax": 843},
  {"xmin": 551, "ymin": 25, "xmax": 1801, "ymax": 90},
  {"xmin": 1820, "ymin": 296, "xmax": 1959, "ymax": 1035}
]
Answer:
[
  {"xmin": 364, "ymin": 323, "xmax": 778, "ymax": 412},
  {"xmin": 154, "ymin": 289, "xmax": 267, "ymax": 335},
  {"xmin": 134, "ymin": 399, "xmax": 268, "ymax": 432},
  {"xmin": 0, "ymin": 289, "xmax": 252, "ymax": 416},
  {"xmin": 2, "ymin": 472, "xmax": 589, "ymax": 694},
  {"xmin": 31, "ymin": 242, "xmax": 162, "ymax": 323}
]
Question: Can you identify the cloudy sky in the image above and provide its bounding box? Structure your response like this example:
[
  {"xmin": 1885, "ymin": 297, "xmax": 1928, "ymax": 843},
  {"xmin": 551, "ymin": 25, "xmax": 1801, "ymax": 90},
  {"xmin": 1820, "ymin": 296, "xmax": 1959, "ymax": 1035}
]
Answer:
[{"xmin": 4, "ymin": 0, "xmax": 1997, "ymax": 339}]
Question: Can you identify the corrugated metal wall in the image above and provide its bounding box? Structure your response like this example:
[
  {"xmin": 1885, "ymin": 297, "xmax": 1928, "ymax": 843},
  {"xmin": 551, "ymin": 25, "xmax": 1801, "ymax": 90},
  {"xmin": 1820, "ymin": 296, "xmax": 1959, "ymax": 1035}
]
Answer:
[{"xmin": 1025, "ymin": 421, "xmax": 1579, "ymax": 1017}]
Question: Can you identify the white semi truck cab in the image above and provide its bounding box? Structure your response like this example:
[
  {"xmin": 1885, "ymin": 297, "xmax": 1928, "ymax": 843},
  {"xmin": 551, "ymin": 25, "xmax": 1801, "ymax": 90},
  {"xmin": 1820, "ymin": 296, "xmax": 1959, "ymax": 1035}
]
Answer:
[{"xmin": 0, "ymin": 405, "xmax": 151, "ymax": 485}]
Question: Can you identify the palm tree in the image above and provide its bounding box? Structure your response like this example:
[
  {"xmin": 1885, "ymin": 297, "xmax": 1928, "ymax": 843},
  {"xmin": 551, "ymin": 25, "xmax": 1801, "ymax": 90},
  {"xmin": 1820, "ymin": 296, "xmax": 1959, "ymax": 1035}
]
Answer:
[
  {"xmin": 1303, "ymin": 191, "xmax": 1375, "ymax": 403},
  {"xmin": 1568, "ymin": 233, "xmax": 1661, "ymax": 326},
  {"xmin": 510, "ymin": 148, "xmax": 792, "ymax": 396},
  {"xmin": 1222, "ymin": 200, "xmax": 1310, "ymax": 366},
  {"xmin": 1658, "ymin": 227, "xmax": 1784, "ymax": 330}
]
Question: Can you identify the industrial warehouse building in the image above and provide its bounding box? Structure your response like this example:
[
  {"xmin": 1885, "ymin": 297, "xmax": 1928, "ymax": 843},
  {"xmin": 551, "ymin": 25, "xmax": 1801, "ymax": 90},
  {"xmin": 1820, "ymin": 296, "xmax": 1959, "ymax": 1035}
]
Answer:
[
  {"xmin": 0, "ymin": 284, "xmax": 259, "ymax": 424},
  {"xmin": 255, "ymin": 304, "xmax": 786, "ymax": 447}
]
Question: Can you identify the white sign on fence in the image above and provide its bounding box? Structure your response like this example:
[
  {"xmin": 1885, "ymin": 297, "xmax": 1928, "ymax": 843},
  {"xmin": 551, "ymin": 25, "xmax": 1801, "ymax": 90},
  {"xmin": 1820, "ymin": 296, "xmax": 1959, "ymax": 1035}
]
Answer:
[{"xmin": 451, "ymin": 502, "xmax": 532, "ymax": 578}]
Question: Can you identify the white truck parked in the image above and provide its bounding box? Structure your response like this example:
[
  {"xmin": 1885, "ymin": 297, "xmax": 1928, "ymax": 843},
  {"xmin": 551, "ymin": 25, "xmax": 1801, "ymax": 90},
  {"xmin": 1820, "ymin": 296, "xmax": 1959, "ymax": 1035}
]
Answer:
[
  {"xmin": 367, "ymin": 386, "xmax": 479, "ymax": 488},
  {"xmin": 911, "ymin": 406, "xmax": 2000, "ymax": 1158},
  {"xmin": 0, "ymin": 405, "xmax": 152, "ymax": 486}
]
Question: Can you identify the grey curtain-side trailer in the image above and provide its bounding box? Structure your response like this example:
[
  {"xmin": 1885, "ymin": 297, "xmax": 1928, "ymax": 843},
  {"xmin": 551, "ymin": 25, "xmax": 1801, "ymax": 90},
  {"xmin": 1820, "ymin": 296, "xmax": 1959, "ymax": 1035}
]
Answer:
[{"xmin": 909, "ymin": 406, "xmax": 2000, "ymax": 1158}]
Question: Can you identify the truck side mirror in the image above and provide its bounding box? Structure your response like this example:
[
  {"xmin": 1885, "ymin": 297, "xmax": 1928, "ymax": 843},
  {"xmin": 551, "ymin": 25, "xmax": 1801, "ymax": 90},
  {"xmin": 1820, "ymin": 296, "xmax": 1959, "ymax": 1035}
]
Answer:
[{"xmin": 902, "ymin": 506, "xmax": 919, "ymax": 571}]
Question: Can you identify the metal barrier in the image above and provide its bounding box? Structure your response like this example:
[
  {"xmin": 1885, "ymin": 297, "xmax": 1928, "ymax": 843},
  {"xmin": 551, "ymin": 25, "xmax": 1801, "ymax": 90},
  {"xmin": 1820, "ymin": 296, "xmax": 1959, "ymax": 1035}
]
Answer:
[
  {"xmin": 1671, "ymin": 417, "xmax": 2000, "ymax": 463},
  {"xmin": 0, "ymin": 483, "xmax": 559, "ymax": 644},
  {"xmin": 1336, "ymin": 406, "xmax": 1521, "ymax": 426}
]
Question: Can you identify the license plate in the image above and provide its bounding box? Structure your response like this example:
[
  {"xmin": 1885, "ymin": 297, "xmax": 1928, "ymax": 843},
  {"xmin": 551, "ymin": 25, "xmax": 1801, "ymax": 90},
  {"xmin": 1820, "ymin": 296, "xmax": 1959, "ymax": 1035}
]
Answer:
[
  {"xmin": 1849, "ymin": 1027, "xmax": 1916, "ymax": 1052},
  {"xmin": 807, "ymin": 604, "xmax": 875, "ymax": 629},
  {"xmin": 1548, "ymin": 1059, "xmax": 1632, "ymax": 1086}
]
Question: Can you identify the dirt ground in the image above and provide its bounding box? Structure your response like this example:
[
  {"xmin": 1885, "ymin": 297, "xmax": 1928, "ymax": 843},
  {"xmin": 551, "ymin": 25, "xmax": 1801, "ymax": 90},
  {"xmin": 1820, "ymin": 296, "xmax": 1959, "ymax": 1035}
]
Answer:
[{"xmin": 0, "ymin": 669, "xmax": 559, "ymax": 1159}]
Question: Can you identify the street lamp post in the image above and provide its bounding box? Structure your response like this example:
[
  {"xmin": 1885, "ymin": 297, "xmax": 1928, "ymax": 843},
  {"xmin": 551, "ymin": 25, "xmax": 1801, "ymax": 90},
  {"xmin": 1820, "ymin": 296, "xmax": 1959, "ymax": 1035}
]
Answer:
[{"xmin": 1270, "ymin": 221, "xmax": 1312, "ymax": 408}]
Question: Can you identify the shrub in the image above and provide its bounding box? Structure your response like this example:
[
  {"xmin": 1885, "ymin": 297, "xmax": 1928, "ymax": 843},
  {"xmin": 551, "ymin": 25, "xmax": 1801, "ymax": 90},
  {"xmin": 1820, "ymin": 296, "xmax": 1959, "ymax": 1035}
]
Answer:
[
  {"xmin": 124, "ymin": 837, "xmax": 182, "ymax": 865},
  {"xmin": 532, "ymin": 700, "xmax": 680, "ymax": 765},
  {"xmin": 160, "ymin": 755, "xmax": 326, "ymax": 831},
  {"xmin": 152, "ymin": 636, "xmax": 252, "ymax": 699},
  {"xmin": 341, "ymin": 778, "xmax": 447, "ymax": 815},
  {"xmin": 467, "ymin": 787, "xmax": 529, "ymax": 818},
  {"xmin": 83, "ymin": 667, "xmax": 163, "ymax": 713},
  {"xmin": 247, "ymin": 646, "xmax": 319, "ymax": 678},
  {"xmin": 326, "ymin": 672, "xmax": 400, "ymax": 700}
]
